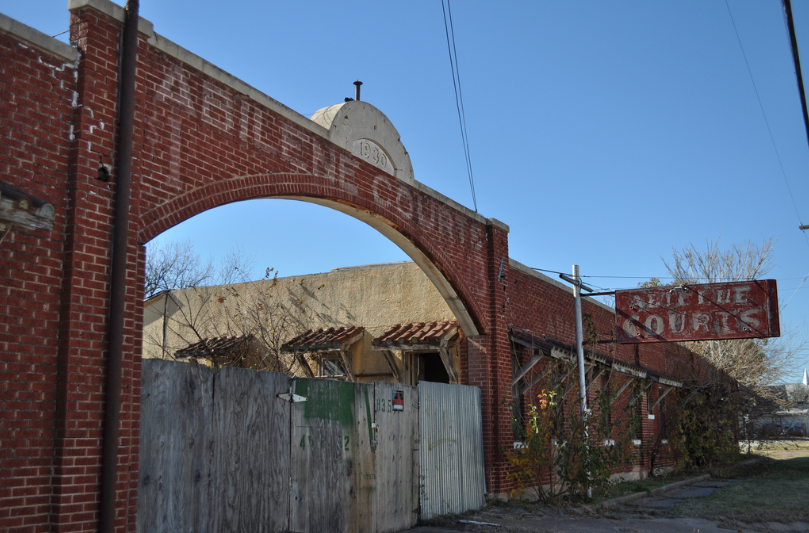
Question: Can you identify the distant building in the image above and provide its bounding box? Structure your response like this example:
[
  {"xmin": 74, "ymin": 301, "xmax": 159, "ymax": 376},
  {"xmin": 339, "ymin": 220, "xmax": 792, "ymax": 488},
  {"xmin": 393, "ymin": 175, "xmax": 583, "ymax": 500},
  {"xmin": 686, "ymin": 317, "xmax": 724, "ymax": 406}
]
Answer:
[
  {"xmin": 754, "ymin": 374, "xmax": 809, "ymax": 437},
  {"xmin": 143, "ymin": 261, "xmax": 461, "ymax": 385}
]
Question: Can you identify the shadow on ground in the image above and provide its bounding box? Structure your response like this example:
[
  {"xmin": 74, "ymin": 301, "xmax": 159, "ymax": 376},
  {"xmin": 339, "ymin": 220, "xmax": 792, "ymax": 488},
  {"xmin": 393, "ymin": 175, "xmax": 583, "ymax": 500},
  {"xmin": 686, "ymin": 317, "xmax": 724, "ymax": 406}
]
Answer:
[{"xmin": 403, "ymin": 447, "xmax": 809, "ymax": 533}]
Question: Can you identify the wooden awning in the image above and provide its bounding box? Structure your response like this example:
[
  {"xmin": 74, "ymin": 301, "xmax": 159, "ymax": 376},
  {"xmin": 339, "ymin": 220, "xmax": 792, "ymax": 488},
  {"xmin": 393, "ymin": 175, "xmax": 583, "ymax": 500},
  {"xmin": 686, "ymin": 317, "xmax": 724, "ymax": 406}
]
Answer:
[
  {"xmin": 372, "ymin": 321, "xmax": 458, "ymax": 351},
  {"xmin": 175, "ymin": 334, "xmax": 255, "ymax": 359},
  {"xmin": 509, "ymin": 326, "xmax": 684, "ymax": 399},
  {"xmin": 280, "ymin": 326, "xmax": 365, "ymax": 382},
  {"xmin": 280, "ymin": 326, "xmax": 364, "ymax": 353},
  {"xmin": 372, "ymin": 321, "xmax": 459, "ymax": 384}
]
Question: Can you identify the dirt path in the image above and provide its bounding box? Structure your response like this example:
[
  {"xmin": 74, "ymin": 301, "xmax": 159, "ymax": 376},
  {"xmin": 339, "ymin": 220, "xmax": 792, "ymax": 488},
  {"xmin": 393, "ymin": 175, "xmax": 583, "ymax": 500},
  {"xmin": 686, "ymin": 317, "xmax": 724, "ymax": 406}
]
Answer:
[{"xmin": 403, "ymin": 453, "xmax": 809, "ymax": 533}]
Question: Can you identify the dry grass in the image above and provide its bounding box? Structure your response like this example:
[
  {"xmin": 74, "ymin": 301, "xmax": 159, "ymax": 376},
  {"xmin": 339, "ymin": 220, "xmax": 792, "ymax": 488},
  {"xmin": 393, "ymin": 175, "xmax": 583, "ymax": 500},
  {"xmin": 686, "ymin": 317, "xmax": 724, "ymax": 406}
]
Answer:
[
  {"xmin": 748, "ymin": 439, "xmax": 809, "ymax": 460},
  {"xmin": 666, "ymin": 456, "xmax": 809, "ymax": 524}
]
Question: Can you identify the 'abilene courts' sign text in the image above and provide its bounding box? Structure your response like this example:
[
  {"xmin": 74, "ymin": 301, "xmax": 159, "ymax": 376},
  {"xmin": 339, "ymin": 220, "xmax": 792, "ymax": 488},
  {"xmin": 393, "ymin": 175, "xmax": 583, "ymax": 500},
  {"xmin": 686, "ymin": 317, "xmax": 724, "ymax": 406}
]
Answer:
[{"xmin": 615, "ymin": 280, "xmax": 780, "ymax": 343}]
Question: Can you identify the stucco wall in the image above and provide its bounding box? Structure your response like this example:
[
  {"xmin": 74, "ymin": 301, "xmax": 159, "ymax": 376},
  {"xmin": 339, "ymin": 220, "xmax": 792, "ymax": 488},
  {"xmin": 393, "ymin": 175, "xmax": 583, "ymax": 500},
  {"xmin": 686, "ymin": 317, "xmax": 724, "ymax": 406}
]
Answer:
[{"xmin": 142, "ymin": 261, "xmax": 457, "ymax": 379}]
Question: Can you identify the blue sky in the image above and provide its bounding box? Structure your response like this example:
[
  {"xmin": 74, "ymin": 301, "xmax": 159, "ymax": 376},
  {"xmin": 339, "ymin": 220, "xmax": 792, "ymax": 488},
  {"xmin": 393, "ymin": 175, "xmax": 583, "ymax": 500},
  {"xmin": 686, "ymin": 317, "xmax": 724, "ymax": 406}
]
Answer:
[{"xmin": 3, "ymin": 0, "xmax": 809, "ymax": 380}]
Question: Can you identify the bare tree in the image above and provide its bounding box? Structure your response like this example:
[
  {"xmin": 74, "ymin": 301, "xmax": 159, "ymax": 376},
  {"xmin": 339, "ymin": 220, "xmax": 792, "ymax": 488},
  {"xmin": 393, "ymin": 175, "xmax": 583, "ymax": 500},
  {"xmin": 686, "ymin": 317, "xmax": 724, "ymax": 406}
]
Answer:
[
  {"xmin": 662, "ymin": 237, "xmax": 799, "ymax": 393},
  {"xmin": 145, "ymin": 240, "xmax": 255, "ymax": 299},
  {"xmin": 144, "ymin": 240, "xmax": 214, "ymax": 299},
  {"xmin": 663, "ymin": 237, "xmax": 775, "ymax": 286},
  {"xmin": 211, "ymin": 269, "xmax": 320, "ymax": 374},
  {"xmin": 657, "ymin": 237, "xmax": 809, "ymax": 452},
  {"xmin": 143, "ymin": 241, "xmax": 319, "ymax": 375},
  {"xmin": 144, "ymin": 240, "xmax": 255, "ymax": 359}
]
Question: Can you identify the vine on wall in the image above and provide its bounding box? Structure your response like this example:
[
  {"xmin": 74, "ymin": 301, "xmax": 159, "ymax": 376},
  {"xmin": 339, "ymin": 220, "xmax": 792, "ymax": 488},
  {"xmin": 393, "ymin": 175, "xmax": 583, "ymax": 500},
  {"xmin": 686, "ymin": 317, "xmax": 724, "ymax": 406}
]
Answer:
[{"xmin": 505, "ymin": 362, "xmax": 642, "ymax": 503}]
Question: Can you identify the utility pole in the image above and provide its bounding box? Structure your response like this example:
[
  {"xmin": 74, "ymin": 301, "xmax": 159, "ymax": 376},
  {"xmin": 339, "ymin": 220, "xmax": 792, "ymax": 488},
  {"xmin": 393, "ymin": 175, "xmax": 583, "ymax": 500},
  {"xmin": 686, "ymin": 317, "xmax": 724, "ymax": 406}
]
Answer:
[
  {"xmin": 559, "ymin": 265, "xmax": 595, "ymax": 416},
  {"xmin": 572, "ymin": 266, "xmax": 589, "ymax": 415},
  {"xmin": 559, "ymin": 265, "xmax": 595, "ymax": 498}
]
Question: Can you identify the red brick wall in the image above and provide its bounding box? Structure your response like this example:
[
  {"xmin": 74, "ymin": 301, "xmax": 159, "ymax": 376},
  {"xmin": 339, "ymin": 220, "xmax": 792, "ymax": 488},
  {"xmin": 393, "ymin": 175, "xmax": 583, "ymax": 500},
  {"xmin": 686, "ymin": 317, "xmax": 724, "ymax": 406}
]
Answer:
[
  {"xmin": 133, "ymin": 41, "xmax": 493, "ymax": 335},
  {"xmin": 506, "ymin": 264, "xmax": 700, "ymax": 479},
  {"xmin": 508, "ymin": 264, "xmax": 696, "ymax": 381},
  {"xmin": 0, "ymin": 27, "xmax": 76, "ymax": 533}
]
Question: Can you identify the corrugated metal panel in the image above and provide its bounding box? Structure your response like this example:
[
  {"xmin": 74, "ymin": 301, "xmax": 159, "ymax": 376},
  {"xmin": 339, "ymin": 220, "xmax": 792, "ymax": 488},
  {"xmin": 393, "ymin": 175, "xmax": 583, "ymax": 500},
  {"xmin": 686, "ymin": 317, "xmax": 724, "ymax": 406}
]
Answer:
[{"xmin": 418, "ymin": 381, "xmax": 485, "ymax": 520}]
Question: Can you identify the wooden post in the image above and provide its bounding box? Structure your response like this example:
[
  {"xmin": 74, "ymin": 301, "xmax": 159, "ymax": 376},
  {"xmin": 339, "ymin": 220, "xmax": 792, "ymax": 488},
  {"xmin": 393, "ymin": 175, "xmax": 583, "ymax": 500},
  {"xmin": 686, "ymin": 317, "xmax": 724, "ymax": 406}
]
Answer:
[
  {"xmin": 381, "ymin": 350, "xmax": 402, "ymax": 383},
  {"xmin": 438, "ymin": 340, "xmax": 459, "ymax": 384},
  {"xmin": 294, "ymin": 352, "xmax": 315, "ymax": 378},
  {"xmin": 339, "ymin": 350, "xmax": 356, "ymax": 382}
]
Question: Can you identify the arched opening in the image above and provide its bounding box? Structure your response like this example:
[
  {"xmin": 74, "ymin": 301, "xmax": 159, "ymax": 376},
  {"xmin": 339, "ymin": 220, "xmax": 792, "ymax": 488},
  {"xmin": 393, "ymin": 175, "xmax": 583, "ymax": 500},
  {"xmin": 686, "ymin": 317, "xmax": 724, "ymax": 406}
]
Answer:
[{"xmin": 141, "ymin": 194, "xmax": 477, "ymax": 386}]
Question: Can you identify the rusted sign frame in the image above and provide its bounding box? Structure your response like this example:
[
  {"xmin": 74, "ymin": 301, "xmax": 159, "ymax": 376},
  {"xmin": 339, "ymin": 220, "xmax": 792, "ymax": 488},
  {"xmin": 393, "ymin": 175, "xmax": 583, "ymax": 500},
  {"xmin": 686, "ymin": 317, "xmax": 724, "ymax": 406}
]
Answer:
[{"xmin": 615, "ymin": 279, "xmax": 780, "ymax": 344}]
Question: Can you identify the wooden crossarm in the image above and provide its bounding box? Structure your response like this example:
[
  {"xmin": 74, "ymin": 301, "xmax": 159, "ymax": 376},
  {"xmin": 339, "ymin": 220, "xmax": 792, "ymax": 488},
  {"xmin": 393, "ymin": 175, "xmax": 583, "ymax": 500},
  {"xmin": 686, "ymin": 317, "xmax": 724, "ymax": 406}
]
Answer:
[
  {"xmin": 294, "ymin": 352, "xmax": 314, "ymax": 378},
  {"xmin": 512, "ymin": 355, "xmax": 541, "ymax": 387},
  {"xmin": 381, "ymin": 350, "xmax": 402, "ymax": 383},
  {"xmin": 560, "ymin": 364, "xmax": 588, "ymax": 398},
  {"xmin": 585, "ymin": 365, "xmax": 605, "ymax": 392},
  {"xmin": 519, "ymin": 362, "xmax": 557, "ymax": 396}
]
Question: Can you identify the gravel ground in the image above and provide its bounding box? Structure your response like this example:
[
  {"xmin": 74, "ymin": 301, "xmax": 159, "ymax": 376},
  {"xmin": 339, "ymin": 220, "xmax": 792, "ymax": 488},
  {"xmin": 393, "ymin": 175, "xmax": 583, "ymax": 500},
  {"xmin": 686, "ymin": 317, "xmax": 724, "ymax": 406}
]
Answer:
[{"xmin": 402, "ymin": 454, "xmax": 809, "ymax": 533}]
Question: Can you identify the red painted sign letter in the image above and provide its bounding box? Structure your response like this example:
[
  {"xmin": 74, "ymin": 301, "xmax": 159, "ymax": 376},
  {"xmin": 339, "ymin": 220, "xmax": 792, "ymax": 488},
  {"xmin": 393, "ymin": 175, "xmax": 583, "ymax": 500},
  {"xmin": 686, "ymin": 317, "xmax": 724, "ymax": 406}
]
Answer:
[{"xmin": 615, "ymin": 280, "xmax": 780, "ymax": 343}]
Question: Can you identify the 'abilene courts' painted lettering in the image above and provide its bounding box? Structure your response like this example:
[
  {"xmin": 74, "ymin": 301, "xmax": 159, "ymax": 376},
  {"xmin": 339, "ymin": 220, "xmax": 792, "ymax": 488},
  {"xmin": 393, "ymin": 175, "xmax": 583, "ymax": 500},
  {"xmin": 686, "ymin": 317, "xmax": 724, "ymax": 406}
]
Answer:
[{"xmin": 615, "ymin": 280, "xmax": 780, "ymax": 343}]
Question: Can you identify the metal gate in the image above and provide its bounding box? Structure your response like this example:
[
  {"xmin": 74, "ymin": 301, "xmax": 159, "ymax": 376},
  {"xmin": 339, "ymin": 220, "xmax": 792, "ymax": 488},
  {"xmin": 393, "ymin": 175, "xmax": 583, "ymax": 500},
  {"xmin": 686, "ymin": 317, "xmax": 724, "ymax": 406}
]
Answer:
[
  {"xmin": 418, "ymin": 381, "xmax": 486, "ymax": 520},
  {"xmin": 138, "ymin": 360, "xmax": 419, "ymax": 533}
]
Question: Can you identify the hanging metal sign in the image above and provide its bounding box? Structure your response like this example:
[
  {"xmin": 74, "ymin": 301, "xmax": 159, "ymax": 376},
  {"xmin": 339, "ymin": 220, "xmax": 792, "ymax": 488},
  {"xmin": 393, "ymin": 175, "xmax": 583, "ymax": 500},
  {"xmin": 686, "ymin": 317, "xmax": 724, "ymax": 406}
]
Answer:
[{"xmin": 615, "ymin": 279, "xmax": 780, "ymax": 343}]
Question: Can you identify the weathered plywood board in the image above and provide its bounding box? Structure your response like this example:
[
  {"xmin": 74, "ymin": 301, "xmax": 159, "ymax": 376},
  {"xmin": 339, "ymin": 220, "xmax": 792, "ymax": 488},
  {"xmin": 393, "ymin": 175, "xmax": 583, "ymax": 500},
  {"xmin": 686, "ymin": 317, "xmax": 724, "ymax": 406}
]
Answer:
[
  {"xmin": 139, "ymin": 362, "xmax": 422, "ymax": 533},
  {"xmin": 289, "ymin": 379, "xmax": 376, "ymax": 533},
  {"xmin": 373, "ymin": 382, "xmax": 419, "ymax": 533},
  {"xmin": 138, "ymin": 360, "xmax": 291, "ymax": 533},
  {"xmin": 208, "ymin": 366, "xmax": 291, "ymax": 532},
  {"xmin": 352, "ymin": 381, "xmax": 377, "ymax": 533},
  {"xmin": 138, "ymin": 359, "xmax": 214, "ymax": 533}
]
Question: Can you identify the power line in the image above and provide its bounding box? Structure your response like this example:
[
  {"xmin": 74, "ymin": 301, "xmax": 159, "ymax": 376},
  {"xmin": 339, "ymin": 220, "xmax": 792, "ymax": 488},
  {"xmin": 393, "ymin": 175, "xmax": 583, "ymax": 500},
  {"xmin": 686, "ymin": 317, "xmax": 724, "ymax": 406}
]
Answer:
[
  {"xmin": 781, "ymin": 268, "xmax": 809, "ymax": 310},
  {"xmin": 725, "ymin": 0, "xmax": 809, "ymax": 250},
  {"xmin": 782, "ymin": 0, "xmax": 809, "ymax": 160},
  {"xmin": 530, "ymin": 267, "xmax": 807, "ymax": 281},
  {"xmin": 441, "ymin": 0, "xmax": 478, "ymax": 212},
  {"xmin": 531, "ymin": 266, "xmax": 806, "ymax": 291}
]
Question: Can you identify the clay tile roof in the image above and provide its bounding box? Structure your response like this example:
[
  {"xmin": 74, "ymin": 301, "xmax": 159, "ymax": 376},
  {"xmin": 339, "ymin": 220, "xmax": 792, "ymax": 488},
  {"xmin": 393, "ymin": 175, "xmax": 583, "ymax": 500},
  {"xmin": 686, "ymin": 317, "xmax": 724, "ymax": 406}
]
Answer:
[
  {"xmin": 280, "ymin": 326, "xmax": 364, "ymax": 353},
  {"xmin": 175, "ymin": 334, "xmax": 255, "ymax": 359},
  {"xmin": 373, "ymin": 321, "xmax": 458, "ymax": 349}
]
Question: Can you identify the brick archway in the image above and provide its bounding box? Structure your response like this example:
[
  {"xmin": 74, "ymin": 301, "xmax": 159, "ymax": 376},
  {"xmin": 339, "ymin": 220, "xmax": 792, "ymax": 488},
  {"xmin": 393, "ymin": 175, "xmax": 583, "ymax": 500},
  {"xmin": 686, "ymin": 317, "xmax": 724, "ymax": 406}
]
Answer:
[
  {"xmin": 0, "ymin": 3, "xmax": 515, "ymax": 531},
  {"xmin": 139, "ymin": 172, "xmax": 485, "ymax": 336}
]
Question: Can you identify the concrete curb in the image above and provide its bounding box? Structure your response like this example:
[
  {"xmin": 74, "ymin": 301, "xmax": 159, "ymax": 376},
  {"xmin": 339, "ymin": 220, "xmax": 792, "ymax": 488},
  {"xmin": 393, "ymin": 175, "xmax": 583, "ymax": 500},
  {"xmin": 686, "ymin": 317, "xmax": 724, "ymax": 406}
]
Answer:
[{"xmin": 599, "ymin": 474, "xmax": 711, "ymax": 509}]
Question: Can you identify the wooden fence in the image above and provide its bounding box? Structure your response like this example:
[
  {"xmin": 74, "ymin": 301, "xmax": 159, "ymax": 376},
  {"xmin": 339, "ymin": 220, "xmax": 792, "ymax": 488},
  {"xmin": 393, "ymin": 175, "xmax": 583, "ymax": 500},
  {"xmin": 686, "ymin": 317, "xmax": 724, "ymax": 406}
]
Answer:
[{"xmin": 138, "ymin": 359, "xmax": 420, "ymax": 533}]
